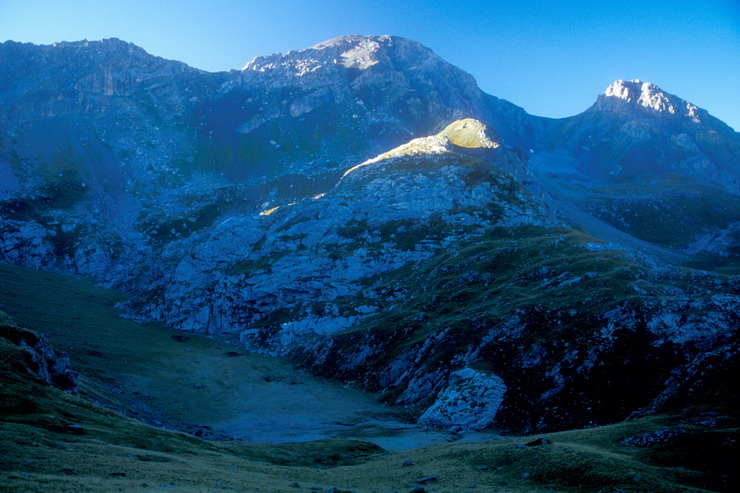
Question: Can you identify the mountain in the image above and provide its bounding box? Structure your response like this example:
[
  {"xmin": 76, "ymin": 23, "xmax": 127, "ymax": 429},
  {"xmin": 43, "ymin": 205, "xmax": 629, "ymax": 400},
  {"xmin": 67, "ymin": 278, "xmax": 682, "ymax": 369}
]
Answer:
[
  {"xmin": 0, "ymin": 35, "xmax": 516, "ymax": 281},
  {"xmin": 527, "ymin": 79, "xmax": 740, "ymax": 263},
  {"xmin": 542, "ymin": 79, "xmax": 739, "ymax": 187},
  {"xmin": 0, "ymin": 36, "xmax": 738, "ymax": 437}
]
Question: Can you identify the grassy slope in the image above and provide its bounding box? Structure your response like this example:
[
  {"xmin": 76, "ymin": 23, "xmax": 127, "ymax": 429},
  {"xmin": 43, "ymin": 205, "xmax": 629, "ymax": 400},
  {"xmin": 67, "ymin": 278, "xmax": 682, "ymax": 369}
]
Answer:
[
  {"xmin": 0, "ymin": 262, "xmax": 737, "ymax": 492},
  {"xmin": 0, "ymin": 263, "xmax": 410, "ymax": 440},
  {"xmin": 0, "ymin": 260, "xmax": 276, "ymax": 429},
  {"xmin": 577, "ymin": 175, "xmax": 740, "ymax": 273}
]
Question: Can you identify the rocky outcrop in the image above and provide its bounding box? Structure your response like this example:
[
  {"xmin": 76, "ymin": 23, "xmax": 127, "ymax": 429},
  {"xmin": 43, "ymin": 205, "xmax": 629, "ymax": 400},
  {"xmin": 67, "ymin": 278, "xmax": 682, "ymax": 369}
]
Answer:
[
  {"xmin": 0, "ymin": 34, "xmax": 515, "ymax": 284},
  {"xmin": 642, "ymin": 339, "xmax": 740, "ymax": 416},
  {"xmin": 0, "ymin": 312, "xmax": 78, "ymax": 391},
  {"xmin": 419, "ymin": 368, "xmax": 506, "ymax": 432},
  {"xmin": 595, "ymin": 79, "xmax": 706, "ymax": 120}
]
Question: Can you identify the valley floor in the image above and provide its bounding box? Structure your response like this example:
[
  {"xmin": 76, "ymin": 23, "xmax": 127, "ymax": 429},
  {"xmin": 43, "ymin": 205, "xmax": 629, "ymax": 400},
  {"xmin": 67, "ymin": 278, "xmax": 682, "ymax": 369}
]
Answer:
[
  {"xmin": 0, "ymin": 262, "xmax": 737, "ymax": 492},
  {"xmin": 0, "ymin": 262, "xmax": 464, "ymax": 450}
]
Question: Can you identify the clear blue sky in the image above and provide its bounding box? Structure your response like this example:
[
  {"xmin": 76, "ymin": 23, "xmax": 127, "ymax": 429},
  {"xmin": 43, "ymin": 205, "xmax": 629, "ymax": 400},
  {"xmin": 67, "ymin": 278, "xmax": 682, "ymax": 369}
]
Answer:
[{"xmin": 2, "ymin": 0, "xmax": 739, "ymax": 129}]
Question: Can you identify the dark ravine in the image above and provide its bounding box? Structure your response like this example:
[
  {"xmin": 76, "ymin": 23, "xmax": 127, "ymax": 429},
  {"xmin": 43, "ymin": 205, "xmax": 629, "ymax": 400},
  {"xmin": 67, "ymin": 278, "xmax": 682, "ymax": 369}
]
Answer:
[{"xmin": 0, "ymin": 35, "xmax": 738, "ymax": 438}]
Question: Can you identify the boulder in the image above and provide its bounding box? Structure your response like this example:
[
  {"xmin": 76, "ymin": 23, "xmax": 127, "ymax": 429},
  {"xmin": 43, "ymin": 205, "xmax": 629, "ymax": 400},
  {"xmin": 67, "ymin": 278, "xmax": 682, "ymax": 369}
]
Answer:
[{"xmin": 419, "ymin": 368, "xmax": 506, "ymax": 432}]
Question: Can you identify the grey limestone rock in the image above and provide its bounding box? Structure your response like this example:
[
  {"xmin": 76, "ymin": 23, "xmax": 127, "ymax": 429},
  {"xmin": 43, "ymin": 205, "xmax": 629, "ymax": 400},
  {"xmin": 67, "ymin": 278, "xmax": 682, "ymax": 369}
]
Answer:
[{"xmin": 419, "ymin": 368, "xmax": 506, "ymax": 432}]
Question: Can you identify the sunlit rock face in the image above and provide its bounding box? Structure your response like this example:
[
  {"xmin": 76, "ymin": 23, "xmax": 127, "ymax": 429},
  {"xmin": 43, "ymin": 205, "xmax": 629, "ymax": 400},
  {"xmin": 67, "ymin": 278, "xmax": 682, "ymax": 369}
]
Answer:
[
  {"xmin": 598, "ymin": 79, "xmax": 704, "ymax": 120},
  {"xmin": 342, "ymin": 118, "xmax": 502, "ymax": 176},
  {"xmin": 1, "ymin": 35, "xmax": 739, "ymax": 434}
]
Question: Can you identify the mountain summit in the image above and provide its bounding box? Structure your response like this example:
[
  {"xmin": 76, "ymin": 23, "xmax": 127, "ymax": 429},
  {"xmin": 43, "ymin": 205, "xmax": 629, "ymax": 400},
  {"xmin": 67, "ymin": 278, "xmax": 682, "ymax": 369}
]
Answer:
[
  {"xmin": 245, "ymin": 34, "xmax": 451, "ymax": 73},
  {"xmin": 593, "ymin": 79, "xmax": 705, "ymax": 122},
  {"xmin": 343, "ymin": 118, "xmax": 508, "ymax": 179},
  {"xmin": 539, "ymin": 78, "xmax": 740, "ymax": 192}
]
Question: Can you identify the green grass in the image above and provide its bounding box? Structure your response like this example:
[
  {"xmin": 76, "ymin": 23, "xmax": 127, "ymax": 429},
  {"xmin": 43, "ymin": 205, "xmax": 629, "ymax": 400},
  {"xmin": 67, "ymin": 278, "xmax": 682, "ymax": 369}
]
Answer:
[
  {"xmin": 134, "ymin": 186, "xmax": 258, "ymax": 246},
  {"xmin": 3, "ymin": 320, "xmax": 737, "ymax": 493},
  {"xmin": 226, "ymin": 251, "xmax": 281, "ymax": 275},
  {"xmin": 0, "ymin": 177, "xmax": 88, "ymax": 222},
  {"xmin": 0, "ymin": 322, "xmax": 385, "ymax": 492},
  {"xmin": 2, "ymin": 322, "xmax": 736, "ymax": 492}
]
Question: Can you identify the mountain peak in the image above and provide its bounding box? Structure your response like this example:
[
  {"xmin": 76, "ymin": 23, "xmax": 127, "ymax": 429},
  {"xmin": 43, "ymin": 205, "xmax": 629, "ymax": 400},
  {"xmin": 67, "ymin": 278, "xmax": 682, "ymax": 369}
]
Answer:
[
  {"xmin": 312, "ymin": 35, "xmax": 389, "ymax": 69},
  {"xmin": 242, "ymin": 34, "xmax": 430, "ymax": 72},
  {"xmin": 309, "ymin": 34, "xmax": 393, "ymax": 50},
  {"xmin": 47, "ymin": 37, "xmax": 148, "ymax": 56},
  {"xmin": 604, "ymin": 79, "xmax": 671, "ymax": 111},
  {"xmin": 594, "ymin": 79, "xmax": 703, "ymax": 122}
]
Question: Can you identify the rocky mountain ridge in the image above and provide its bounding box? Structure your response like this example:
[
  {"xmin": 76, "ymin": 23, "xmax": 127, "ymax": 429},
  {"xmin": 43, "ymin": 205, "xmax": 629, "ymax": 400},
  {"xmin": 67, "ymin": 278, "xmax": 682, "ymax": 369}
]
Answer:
[
  {"xmin": 0, "ymin": 35, "xmax": 738, "ymax": 434},
  {"xmin": 598, "ymin": 79, "xmax": 705, "ymax": 119}
]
